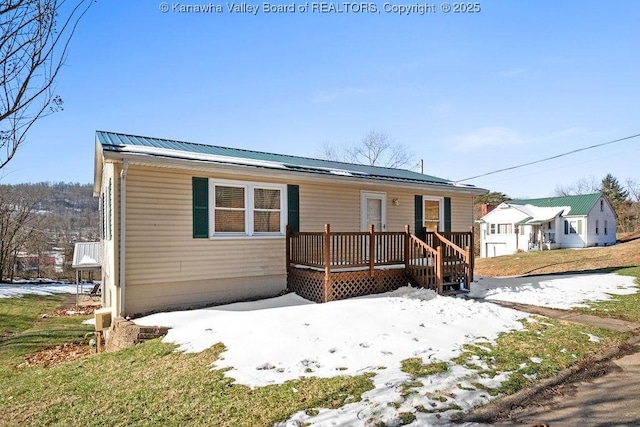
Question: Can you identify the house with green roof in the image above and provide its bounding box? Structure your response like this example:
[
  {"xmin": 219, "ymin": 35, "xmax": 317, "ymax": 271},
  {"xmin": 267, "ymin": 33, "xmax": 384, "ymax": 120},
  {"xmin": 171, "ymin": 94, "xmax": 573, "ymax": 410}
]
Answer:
[
  {"xmin": 94, "ymin": 131, "xmax": 487, "ymax": 317},
  {"xmin": 478, "ymin": 193, "xmax": 616, "ymax": 258}
]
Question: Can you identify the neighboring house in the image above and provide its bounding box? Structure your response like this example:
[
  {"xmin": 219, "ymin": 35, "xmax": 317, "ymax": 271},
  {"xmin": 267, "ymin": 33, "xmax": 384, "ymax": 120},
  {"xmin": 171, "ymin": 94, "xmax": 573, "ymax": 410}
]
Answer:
[
  {"xmin": 479, "ymin": 193, "xmax": 616, "ymax": 258},
  {"xmin": 94, "ymin": 131, "xmax": 487, "ymax": 317}
]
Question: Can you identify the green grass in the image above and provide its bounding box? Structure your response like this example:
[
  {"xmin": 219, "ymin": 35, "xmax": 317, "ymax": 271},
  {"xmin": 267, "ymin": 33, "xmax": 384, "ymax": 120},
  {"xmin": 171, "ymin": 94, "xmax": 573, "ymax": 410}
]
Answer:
[
  {"xmin": 0, "ymin": 339, "xmax": 374, "ymax": 427},
  {"xmin": 0, "ymin": 294, "xmax": 68, "ymax": 337},
  {"xmin": 0, "ymin": 294, "xmax": 375, "ymax": 427},
  {"xmin": 400, "ymin": 358, "xmax": 449, "ymax": 377},
  {"xmin": 579, "ymin": 267, "xmax": 640, "ymax": 322},
  {"xmin": 453, "ymin": 317, "xmax": 629, "ymax": 396},
  {"xmin": 0, "ymin": 294, "xmax": 95, "ymax": 379},
  {"xmin": 3, "ymin": 261, "xmax": 640, "ymax": 426}
]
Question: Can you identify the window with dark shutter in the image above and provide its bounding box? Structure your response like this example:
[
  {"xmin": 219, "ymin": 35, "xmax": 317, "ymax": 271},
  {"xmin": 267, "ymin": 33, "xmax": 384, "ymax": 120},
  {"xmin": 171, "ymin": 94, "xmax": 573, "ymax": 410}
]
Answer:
[
  {"xmin": 287, "ymin": 185, "xmax": 300, "ymax": 232},
  {"xmin": 192, "ymin": 177, "xmax": 209, "ymax": 238}
]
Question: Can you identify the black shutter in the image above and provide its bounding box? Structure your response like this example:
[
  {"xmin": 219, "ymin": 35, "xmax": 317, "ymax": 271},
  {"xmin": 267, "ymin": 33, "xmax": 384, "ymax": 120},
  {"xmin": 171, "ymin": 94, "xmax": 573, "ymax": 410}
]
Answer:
[
  {"xmin": 287, "ymin": 185, "xmax": 300, "ymax": 232},
  {"xmin": 444, "ymin": 197, "xmax": 452, "ymax": 232},
  {"xmin": 414, "ymin": 195, "xmax": 424, "ymax": 239},
  {"xmin": 192, "ymin": 177, "xmax": 209, "ymax": 238}
]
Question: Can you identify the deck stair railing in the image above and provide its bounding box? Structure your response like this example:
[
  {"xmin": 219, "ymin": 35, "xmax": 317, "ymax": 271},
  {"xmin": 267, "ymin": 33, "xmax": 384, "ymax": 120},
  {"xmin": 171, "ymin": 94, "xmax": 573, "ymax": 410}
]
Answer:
[
  {"xmin": 429, "ymin": 230, "xmax": 473, "ymax": 292},
  {"xmin": 406, "ymin": 230, "xmax": 443, "ymax": 292}
]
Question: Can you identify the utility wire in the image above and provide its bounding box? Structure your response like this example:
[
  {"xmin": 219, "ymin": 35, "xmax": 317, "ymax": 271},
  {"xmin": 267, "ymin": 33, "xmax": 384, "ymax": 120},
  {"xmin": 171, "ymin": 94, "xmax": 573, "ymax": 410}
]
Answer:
[{"xmin": 456, "ymin": 132, "xmax": 640, "ymax": 183}]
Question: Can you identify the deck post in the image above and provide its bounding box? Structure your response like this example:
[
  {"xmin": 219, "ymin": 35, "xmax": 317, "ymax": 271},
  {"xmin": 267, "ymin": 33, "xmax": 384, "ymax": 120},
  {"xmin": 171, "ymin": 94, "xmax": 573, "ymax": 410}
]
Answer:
[
  {"xmin": 324, "ymin": 224, "xmax": 331, "ymax": 302},
  {"xmin": 404, "ymin": 225, "xmax": 410, "ymax": 271},
  {"xmin": 285, "ymin": 225, "xmax": 291, "ymax": 275},
  {"xmin": 436, "ymin": 245, "xmax": 444, "ymax": 294},
  {"xmin": 369, "ymin": 224, "xmax": 375, "ymax": 277},
  {"xmin": 469, "ymin": 225, "xmax": 475, "ymax": 282},
  {"xmin": 465, "ymin": 246, "xmax": 472, "ymax": 290}
]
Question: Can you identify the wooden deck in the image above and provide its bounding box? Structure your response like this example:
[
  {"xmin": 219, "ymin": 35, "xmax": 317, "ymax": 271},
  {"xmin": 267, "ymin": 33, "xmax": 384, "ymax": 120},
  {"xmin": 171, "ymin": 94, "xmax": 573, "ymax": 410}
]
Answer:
[{"xmin": 286, "ymin": 224, "xmax": 474, "ymax": 303}]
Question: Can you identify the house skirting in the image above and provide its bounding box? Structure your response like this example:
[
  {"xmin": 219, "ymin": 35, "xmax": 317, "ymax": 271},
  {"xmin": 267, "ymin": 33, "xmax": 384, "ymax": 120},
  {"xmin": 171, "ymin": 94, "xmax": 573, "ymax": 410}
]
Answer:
[{"xmin": 287, "ymin": 266, "xmax": 407, "ymax": 303}]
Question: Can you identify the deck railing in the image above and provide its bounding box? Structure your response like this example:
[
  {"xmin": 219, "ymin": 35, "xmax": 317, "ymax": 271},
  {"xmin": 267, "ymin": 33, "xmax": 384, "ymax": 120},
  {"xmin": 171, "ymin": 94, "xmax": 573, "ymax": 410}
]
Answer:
[
  {"xmin": 287, "ymin": 224, "xmax": 407, "ymax": 276},
  {"xmin": 286, "ymin": 224, "xmax": 474, "ymax": 294}
]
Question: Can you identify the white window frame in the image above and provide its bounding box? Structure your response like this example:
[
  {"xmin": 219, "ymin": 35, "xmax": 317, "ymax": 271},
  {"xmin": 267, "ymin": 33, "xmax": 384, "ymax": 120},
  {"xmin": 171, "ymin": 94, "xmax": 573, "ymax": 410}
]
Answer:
[
  {"xmin": 208, "ymin": 178, "xmax": 287, "ymax": 238},
  {"xmin": 423, "ymin": 195, "xmax": 444, "ymax": 232},
  {"xmin": 595, "ymin": 219, "xmax": 599, "ymax": 235},
  {"xmin": 488, "ymin": 223, "xmax": 512, "ymax": 235},
  {"xmin": 569, "ymin": 220, "xmax": 578, "ymax": 234},
  {"xmin": 496, "ymin": 223, "xmax": 512, "ymax": 234},
  {"xmin": 604, "ymin": 220, "xmax": 608, "ymax": 235}
]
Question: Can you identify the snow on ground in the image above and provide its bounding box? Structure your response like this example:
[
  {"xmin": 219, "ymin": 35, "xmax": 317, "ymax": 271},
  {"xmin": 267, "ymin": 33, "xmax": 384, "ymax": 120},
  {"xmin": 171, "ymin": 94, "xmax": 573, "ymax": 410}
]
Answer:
[
  {"xmin": 0, "ymin": 282, "xmax": 81, "ymax": 298},
  {"xmin": 469, "ymin": 273, "xmax": 638, "ymax": 309},
  {"xmin": 138, "ymin": 287, "xmax": 528, "ymax": 425},
  {"xmin": 135, "ymin": 273, "xmax": 638, "ymax": 426}
]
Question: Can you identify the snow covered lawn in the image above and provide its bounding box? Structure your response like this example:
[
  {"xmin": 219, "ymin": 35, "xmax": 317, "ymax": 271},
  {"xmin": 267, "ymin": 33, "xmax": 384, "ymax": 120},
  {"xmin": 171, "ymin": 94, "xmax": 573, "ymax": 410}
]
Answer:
[
  {"xmin": 469, "ymin": 273, "xmax": 638, "ymax": 309},
  {"xmin": 0, "ymin": 282, "xmax": 81, "ymax": 299},
  {"xmin": 135, "ymin": 272, "xmax": 637, "ymax": 425}
]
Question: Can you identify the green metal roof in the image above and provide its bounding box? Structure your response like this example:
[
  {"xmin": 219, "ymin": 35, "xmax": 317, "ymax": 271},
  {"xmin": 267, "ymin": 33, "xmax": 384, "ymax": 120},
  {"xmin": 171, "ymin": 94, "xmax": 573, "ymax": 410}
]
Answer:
[
  {"xmin": 515, "ymin": 216, "xmax": 534, "ymax": 225},
  {"xmin": 509, "ymin": 193, "xmax": 601, "ymax": 216},
  {"xmin": 96, "ymin": 131, "xmax": 484, "ymax": 190}
]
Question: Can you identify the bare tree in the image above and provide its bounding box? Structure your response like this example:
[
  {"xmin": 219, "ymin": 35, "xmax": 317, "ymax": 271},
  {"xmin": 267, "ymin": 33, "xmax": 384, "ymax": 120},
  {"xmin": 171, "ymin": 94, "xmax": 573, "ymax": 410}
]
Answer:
[
  {"xmin": 554, "ymin": 176, "xmax": 600, "ymax": 196},
  {"xmin": 320, "ymin": 131, "xmax": 414, "ymax": 169},
  {"xmin": 625, "ymin": 178, "xmax": 640, "ymax": 232},
  {"xmin": 626, "ymin": 178, "xmax": 640, "ymax": 203},
  {"xmin": 0, "ymin": 183, "xmax": 45, "ymax": 280},
  {"xmin": 0, "ymin": 0, "xmax": 93, "ymax": 169}
]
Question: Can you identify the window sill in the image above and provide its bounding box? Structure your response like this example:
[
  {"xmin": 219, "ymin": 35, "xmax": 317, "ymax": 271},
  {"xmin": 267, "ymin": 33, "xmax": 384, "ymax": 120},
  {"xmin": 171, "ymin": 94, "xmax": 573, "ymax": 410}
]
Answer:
[{"xmin": 208, "ymin": 234, "xmax": 285, "ymax": 240}]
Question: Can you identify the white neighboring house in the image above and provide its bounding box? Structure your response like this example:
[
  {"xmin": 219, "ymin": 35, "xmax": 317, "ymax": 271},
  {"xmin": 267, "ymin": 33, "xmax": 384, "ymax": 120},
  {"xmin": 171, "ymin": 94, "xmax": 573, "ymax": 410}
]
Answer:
[{"xmin": 479, "ymin": 193, "xmax": 617, "ymax": 258}]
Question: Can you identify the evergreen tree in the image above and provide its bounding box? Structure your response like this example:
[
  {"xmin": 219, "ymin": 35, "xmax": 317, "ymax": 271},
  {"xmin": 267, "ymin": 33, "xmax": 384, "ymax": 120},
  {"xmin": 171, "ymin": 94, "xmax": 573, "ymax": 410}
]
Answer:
[
  {"xmin": 601, "ymin": 173, "xmax": 629, "ymax": 208},
  {"xmin": 474, "ymin": 191, "xmax": 510, "ymax": 206}
]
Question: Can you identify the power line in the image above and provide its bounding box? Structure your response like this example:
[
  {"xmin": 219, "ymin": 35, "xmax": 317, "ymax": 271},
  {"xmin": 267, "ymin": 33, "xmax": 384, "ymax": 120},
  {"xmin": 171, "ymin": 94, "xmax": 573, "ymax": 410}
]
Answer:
[{"xmin": 456, "ymin": 132, "xmax": 640, "ymax": 183}]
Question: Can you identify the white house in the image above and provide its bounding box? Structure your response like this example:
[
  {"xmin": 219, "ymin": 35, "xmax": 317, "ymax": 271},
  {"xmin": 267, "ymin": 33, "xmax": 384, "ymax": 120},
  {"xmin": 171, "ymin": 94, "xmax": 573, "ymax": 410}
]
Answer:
[{"xmin": 479, "ymin": 193, "xmax": 616, "ymax": 258}]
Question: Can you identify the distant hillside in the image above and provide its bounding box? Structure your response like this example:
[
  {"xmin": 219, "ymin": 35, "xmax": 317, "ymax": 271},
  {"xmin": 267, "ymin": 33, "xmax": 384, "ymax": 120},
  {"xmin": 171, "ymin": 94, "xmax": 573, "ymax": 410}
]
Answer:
[
  {"xmin": 32, "ymin": 182, "xmax": 99, "ymax": 243},
  {"xmin": 0, "ymin": 182, "xmax": 99, "ymax": 280}
]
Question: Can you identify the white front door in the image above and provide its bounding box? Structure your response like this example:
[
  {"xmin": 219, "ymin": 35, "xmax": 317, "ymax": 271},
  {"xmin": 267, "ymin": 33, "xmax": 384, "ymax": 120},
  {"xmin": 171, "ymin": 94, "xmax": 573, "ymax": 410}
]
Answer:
[{"xmin": 361, "ymin": 192, "xmax": 387, "ymax": 231}]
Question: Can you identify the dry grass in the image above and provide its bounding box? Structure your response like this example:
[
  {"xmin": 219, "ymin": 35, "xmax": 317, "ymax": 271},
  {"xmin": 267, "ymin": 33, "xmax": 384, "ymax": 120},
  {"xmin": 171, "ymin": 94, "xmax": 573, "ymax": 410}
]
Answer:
[{"xmin": 475, "ymin": 234, "xmax": 640, "ymax": 277}]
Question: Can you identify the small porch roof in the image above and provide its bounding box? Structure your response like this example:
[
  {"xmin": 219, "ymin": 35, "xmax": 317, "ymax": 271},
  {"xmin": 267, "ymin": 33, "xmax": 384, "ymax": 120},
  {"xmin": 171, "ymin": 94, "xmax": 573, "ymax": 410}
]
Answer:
[
  {"xmin": 509, "ymin": 204, "xmax": 566, "ymax": 226},
  {"xmin": 72, "ymin": 242, "xmax": 102, "ymax": 270}
]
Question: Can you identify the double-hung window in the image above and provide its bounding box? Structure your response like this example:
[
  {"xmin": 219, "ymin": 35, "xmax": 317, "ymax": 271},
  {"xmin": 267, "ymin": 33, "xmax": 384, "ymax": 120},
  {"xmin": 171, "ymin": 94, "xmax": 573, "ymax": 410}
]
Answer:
[
  {"xmin": 497, "ymin": 224, "xmax": 512, "ymax": 234},
  {"xmin": 214, "ymin": 185, "xmax": 246, "ymax": 233},
  {"xmin": 253, "ymin": 188, "xmax": 281, "ymax": 233},
  {"xmin": 211, "ymin": 180, "xmax": 285, "ymax": 236},
  {"xmin": 488, "ymin": 223, "xmax": 512, "ymax": 235}
]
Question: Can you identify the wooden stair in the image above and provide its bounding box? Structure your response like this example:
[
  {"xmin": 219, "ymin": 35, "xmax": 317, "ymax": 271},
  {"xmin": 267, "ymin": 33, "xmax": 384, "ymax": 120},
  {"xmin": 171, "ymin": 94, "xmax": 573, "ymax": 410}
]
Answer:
[{"xmin": 442, "ymin": 279, "xmax": 469, "ymax": 296}]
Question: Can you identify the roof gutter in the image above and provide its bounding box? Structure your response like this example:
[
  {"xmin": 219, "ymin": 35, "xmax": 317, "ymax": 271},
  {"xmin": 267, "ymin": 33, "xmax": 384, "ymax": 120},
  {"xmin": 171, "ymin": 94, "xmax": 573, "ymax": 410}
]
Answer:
[{"xmin": 118, "ymin": 160, "xmax": 129, "ymax": 317}]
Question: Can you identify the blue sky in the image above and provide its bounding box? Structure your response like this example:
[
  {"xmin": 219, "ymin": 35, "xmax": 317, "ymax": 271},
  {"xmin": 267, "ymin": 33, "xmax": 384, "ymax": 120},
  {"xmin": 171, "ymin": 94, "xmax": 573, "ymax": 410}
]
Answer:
[{"xmin": 2, "ymin": 0, "xmax": 639, "ymax": 198}]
